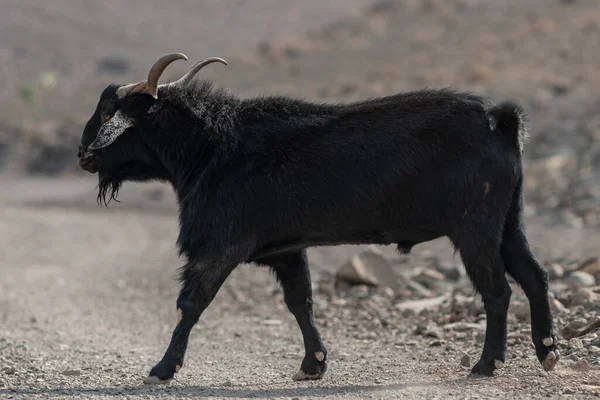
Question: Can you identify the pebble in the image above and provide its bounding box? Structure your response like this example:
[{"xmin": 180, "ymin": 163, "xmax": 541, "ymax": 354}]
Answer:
[
  {"xmin": 564, "ymin": 388, "xmax": 576, "ymax": 395},
  {"xmin": 568, "ymin": 338, "xmax": 583, "ymax": 349},
  {"xmin": 460, "ymin": 352, "xmax": 471, "ymax": 367},
  {"xmin": 261, "ymin": 319, "xmax": 282, "ymax": 326},
  {"xmin": 61, "ymin": 369, "xmax": 81, "ymax": 376},
  {"xmin": 424, "ymin": 325, "xmax": 444, "ymax": 340},
  {"xmin": 588, "ymin": 345, "xmax": 600, "ymax": 353},
  {"xmin": 547, "ymin": 263, "xmax": 564, "ymax": 279},
  {"xmin": 571, "ymin": 360, "xmax": 590, "ymax": 372},
  {"xmin": 566, "ymin": 271, "xmax": 595, "ymax": 287},
  {"xmin": 568, "ymin": 288, "xmax": 597, "ymax": 306},
  {"xmin": 3, "ymin": 366, "xmax": 16, "ymax": 375}
]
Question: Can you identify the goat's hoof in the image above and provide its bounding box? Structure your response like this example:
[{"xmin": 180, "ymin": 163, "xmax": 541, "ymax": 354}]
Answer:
[
  {"xmin": 292, "ymin": 369, "xmax": 325, "ymax": 381},
  {"xmin": 535, "ymin": 332, "xmax": 559, "ymax": 371},
  {"xmin": 293, "ymin": 351, "xmax": 327, "ymax": 381},
  {"xmin": 144, "ymin": 360, "xmax": 180, "ymax": 384},
  {"xmin": 541, "ymin": 350, "xmax": 559, "ymax": 372},
  {"xmin": 143, "ymin": 375, "xmax": 172, "ymax": 385},
  {"xmin": 469, "ymin": 358, "xmax": 502, "ymax": 377}
]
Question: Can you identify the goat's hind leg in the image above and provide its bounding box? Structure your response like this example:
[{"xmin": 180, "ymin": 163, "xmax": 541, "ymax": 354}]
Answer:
[
  {"xmin": 452, "ymin": 232, "xmax": 512, "ymax": 377},
  {"xmin": 260, "ymin": 250, "xmax": 328, "ymax": 381},
  {"xmin": 502, "ymin": 200, "xmax": 558, "ymax": 371}
]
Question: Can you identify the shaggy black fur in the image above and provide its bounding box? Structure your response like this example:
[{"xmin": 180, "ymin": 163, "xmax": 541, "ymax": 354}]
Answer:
[{"xmin": 78, "ymin": 78, "xmax": 557, "ymax": 382}]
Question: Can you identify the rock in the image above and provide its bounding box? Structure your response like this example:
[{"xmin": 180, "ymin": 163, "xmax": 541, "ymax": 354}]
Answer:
[
  {"xmin": 61, "ymin": 369, "xmax": 81, "ymax": 376},
  {"xmin": 405, "ymin": 279, "xmax": 434, "ymax": 298},
  {"xmin": 547, "ymin": 263, "xmax": 565, "ymax": 279},
  {"xmin": 424, "ymin": 325, "xmax": 444, "ymax": 340},
  {"xmin": 579, "ymin": 256, "xmax": 600, "ymax": 275},
  {"xmin": 568, "ymin": 338, "xmax": 583, "ymax": 349},
  {"xmin": 588, "ymin": 346, "xmax": 600, "ymax": 353},
  {"xmin": 412, "ymin": 267, "xmax": 446, "ymax": 291},
  {"xmin": 460, "ymin": 352, "xmax": 471, "ymax": 367},
  {"xmin": 562, "ymin": 317, "xmax": 600, "ymax": 340},
  {"xmin": 335, "ymin": 249, "xmax": 398, "ymax": 290},
  {"xmin": 564, "ymin": 388, "xmax": 576, "ymax": 395},
  {"xmin": 568, "ymin": 288, "xmax": 597, "ymax": 307},
  {"xmin": 223, "ymin": 379, "xmax": 234, "ymax": 387},
  {"xmin": 571, "ymin": 360, "xmax": 590, "ymax": 372},
  {"xmin": 566, "ymin": 271, "xmax": 595, "ymax": 287},
  {"xmin": 550, "ymin": 297, "xmax": 568, "ymax": 314},
  {"xmin": 261, "ymin": 319, "xmax": 282, "ymax": 326},
  {"xmin": 436, "ymin": 262, "xmax": 462, "ymax": 281},
  {"xmin": 509, "ymin": 300, "xmax": 530, "ymax": 321},
  {"xmin": 3, "ymin": 366, "xmax": 15, "ymax": 375},
  {"xmin": 395, "ymin": 295, "xmax": 449, "ymax": 314}
]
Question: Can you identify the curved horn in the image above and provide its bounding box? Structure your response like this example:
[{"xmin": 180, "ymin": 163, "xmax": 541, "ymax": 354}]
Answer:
[
  {"xmin": 116, "ymin": 81, "xmax": 145, "ymax": 99},
  {"xmin": 165, "ymin": 57, "xmax": 228, "ymax": 88},
  {"xmin": 145, "ymin": 53, "xmax": 188, "ymax": 98},
  {"xmin": 116, "ymin": 53, "xmax": 188, "ymax": 99}
]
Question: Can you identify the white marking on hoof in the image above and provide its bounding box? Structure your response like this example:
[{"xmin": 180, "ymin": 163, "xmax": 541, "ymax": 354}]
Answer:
[
  {"xmin": 542, "ymin": 351, "xmax": 558, "ymax": 371},
  {"xmin": 292, "ymin": 369, "xmax": 324, "ymax": 381},
  {"xmin": 494, "ymin": 360, "xmax": 504, "ymax": 369},
  {"xmin": 542, "ymin": 337, "xmax": 554, "ymax": 347},
  {"xmin": 175, "ymin": 365, "xmax": 181, "ymax": 373},
  {"xmin": 143, "ymin": 375, "xmax": 172, "ymax": 385},
  {"xmin": 315, "ymin": 352, "xmax": 325, "ymax": 362},
  {"xmin": 177, "ymin": 308, "xmax": 182, "ymax": 324}
]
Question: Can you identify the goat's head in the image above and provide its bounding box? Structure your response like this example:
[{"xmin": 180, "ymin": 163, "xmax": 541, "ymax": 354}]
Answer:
[{"xmin": 77, "ymin": 53, "xmax": 227, "ymax": 204}]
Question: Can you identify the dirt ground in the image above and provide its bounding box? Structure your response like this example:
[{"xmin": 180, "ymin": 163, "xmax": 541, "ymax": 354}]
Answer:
[{"xmin": 1, "ymin": 1, "xmax": 599, "ymax": 399}]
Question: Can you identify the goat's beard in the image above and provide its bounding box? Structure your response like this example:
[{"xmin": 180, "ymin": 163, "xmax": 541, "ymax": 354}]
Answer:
[{"xmin": 97, "ymin": 173, "xmax": 123, "ymax": 206}]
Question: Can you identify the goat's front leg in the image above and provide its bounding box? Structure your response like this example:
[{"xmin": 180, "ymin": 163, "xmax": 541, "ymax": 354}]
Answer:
[
  {"xmin": 263, "ymin": 250, "xmax": 327, "ymax": 380},
  {"xmin": 144, "ymin": 262, "xmax": 235, "ymax": 384}
]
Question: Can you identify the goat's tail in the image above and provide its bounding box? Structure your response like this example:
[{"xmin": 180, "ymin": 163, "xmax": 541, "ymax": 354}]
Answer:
[{"xmin": 489, "ymin": 101, "xmax": 529, "ymax": 153}]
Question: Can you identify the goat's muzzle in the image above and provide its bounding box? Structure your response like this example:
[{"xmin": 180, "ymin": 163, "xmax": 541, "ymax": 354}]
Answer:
[{"xmin": 78, "ymin": 144, "xmax": 101, "ymax": 174}]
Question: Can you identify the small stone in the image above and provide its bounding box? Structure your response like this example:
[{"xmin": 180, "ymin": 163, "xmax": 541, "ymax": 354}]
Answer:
[
  {"xmin": 261, "ymin": 319, "xmax": 282, "ymax": 326},
  {"xmin": 564, "ymin": 388, "xmax": 576, "ymax": 395},
  {"xmin": 3, "ymin": 367, "xmax": 15, "ymax": 375},
  {"xmin": 382, "ymin": 287, "xmax": 395, "ymax": 299},
  {"xmin": 62, "ymin": 369, "xmax": 81, "ymax": 376},
  {"xmin": 223, "ymin": 379, "xmax": 234, "ymax": 387},
  {"xmin": 568, "ymin": 338, "xmax": 583, "ymax": 349},
  {"xmin": 588, "ymin": 346, "xmax": 600, "ymax": 353},
  {"xmin": 395, "ymin": 295, "xmax": 448, "ymax": 314},
  {"xmin": 568, "ymin": 288, "xmax": 597, "ymax": 307},
  {"xmin": 509, "ymin": 300, "xmax": 530, "ymax": 321},
  {"xmin": 579, "ymin": 256, "xmax": 600, "ymax": 275},
  {"xmin": 335, "ymin": 249, "xmax": 399, "ymax": 290},
  {"xmin": 460, "ymin": 352, "xmax": 471, "ymax": 367},
  {"xmin": 424, "ymin": 325, "xmax": 444, "ymax": 339},
  {"xmin": 566, "ymin": 271, "xmax": 595, "ymax": 287},
  {"xmin": 568, "ymin": 354, "xmax": 579, "ymax": 361},
  {"xmin": 547, "ymin": 263, "xmax": 565, "ymax": 279},
  {"xmin": 562, "ymin": 317, "xmax": 600, "ymax": 340},
  {"xmin": 571, "ymin": 360, "xmax": 590, "ymax": 372}
]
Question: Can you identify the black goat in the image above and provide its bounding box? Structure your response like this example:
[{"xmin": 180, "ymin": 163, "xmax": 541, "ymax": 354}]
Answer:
[{"xmin": 78, "ymin": 53, "xmax": 558, "ymax": 384}]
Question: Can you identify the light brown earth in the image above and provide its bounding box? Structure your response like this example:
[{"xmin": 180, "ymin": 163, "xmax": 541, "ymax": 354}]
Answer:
[{"xmin": 1, "ymin": 1, "xmax": 599, "ymax": 399}]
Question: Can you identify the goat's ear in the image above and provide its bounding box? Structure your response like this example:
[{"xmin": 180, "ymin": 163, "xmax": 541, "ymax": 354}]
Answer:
[{"xmin": 88, "ymin": 110, "xmax": 134, "ymax": 150}]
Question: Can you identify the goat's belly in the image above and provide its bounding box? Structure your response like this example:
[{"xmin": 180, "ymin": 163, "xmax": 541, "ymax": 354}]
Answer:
[{"xmin": 251, "ymin": 228, "xmax": 442, "ymax": 260}]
